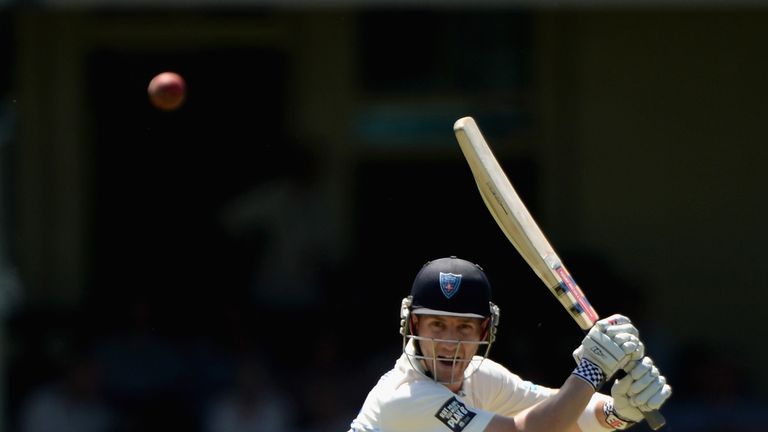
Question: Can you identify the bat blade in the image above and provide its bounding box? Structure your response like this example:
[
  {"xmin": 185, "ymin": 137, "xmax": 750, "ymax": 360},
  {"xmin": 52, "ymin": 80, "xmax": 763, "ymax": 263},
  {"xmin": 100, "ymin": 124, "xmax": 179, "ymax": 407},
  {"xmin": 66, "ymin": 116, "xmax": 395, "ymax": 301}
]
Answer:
[
  {"xmin": 453, "ymin": 116, "xmax": 666, "ymax": 430},
  {"xmin": 453, "ymin": 116, "xmax": 598, "ymax": 330}
]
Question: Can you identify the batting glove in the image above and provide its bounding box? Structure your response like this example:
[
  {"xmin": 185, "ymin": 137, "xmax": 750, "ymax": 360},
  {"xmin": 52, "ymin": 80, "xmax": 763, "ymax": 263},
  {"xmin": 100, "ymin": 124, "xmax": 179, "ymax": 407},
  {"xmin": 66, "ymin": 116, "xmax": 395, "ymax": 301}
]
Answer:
[
  {"xmin": 601, "ymin": 315, "xmax": 645, "ymax": 362},
  {"xmin": 573, "ymin": 314, "xmax": 645, "ymax": 365},
  {"xmin": 572, "ymin": 315, "xmax": 643, "ymax": 390},
  {"xmin": 611, "ymin": 356, "xmax": 672, "ymax": 422}
]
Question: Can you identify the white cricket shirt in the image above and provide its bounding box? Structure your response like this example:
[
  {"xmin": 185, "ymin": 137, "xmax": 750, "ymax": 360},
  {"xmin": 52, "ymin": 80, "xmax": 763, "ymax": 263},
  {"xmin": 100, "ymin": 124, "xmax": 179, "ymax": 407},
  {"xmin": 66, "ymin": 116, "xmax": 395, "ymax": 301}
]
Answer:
[{"xmin": 348, "ymin": 343, "xmax": 555, "ymax": 432}]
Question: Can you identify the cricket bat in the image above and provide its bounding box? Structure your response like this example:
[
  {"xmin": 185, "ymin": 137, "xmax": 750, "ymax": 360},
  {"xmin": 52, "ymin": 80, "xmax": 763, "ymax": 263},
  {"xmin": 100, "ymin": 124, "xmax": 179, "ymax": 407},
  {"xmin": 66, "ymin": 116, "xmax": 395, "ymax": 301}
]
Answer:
[{"xmin": 453, "ymin": 116, "xmax": 666, "ymax": 430}]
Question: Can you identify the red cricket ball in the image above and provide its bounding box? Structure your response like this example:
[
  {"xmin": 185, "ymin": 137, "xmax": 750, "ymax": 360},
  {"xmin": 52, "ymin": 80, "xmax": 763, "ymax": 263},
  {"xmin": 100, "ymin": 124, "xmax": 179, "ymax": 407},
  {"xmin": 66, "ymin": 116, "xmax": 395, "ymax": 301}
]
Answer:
[{"xmin": 147, "ymin": 71, "xmax": 186, "ymax": 111}]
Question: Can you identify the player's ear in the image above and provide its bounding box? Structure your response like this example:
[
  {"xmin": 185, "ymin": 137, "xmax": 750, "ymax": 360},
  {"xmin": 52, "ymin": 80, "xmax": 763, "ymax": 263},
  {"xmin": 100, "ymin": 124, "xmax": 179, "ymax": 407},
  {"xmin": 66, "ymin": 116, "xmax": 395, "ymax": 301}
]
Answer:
[
  {"xmin": 480, "ymin": 318, "xmax": 490, "ymax": 337},
  {"xmin": 410, "ymin": 314, "xmax": 419, "ymax": 334}
]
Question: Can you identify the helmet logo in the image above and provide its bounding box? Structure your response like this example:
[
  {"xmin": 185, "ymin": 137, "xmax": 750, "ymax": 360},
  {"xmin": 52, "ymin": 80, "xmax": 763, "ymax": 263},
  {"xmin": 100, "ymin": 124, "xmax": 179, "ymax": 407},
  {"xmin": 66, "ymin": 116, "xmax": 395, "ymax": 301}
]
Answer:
[{"xmin": 439, "ymin": 272, "xmax": 462, "ymax": 299}]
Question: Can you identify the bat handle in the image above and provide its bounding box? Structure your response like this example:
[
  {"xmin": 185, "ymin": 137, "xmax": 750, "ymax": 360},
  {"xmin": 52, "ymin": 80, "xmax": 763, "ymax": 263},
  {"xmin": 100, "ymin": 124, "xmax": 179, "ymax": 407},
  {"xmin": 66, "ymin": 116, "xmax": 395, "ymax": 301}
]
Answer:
[{"xmin": 643, "ymin": 410, "xmax": 666, "ymax": 430}]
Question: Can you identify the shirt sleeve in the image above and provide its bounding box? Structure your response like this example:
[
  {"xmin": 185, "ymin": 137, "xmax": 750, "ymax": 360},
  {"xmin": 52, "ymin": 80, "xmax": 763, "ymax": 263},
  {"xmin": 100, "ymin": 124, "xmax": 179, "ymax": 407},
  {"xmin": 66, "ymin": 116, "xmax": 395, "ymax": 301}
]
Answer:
[
  {"xmin": 381, "ymin": 381, "xmax": 496, "ymax": 432},
  {"xmin": 470, "ymin": 360, "xmax": 556, "ymax": 417}
]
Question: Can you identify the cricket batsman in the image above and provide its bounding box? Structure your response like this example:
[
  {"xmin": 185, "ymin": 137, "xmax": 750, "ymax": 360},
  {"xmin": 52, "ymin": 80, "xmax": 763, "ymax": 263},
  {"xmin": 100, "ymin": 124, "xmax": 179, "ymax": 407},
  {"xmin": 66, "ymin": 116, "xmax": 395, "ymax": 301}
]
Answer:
[{"xmin": 349, "ymin": 256, "xmax": 671, "ymax": 432}]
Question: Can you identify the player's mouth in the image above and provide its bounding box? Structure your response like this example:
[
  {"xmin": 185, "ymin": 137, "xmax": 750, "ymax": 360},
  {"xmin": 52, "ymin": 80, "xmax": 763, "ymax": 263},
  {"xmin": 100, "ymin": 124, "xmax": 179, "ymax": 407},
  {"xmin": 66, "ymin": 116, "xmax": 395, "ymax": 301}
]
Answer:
[{"xmin": 437, "ymin": 356, "xmax": 460, "ymax": 366}]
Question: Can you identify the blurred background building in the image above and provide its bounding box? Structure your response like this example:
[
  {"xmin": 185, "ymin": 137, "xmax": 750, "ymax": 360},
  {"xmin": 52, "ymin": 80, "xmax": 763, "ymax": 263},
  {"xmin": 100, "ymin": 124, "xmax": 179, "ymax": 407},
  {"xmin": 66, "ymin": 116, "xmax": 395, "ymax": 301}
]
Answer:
[{"xmin": 1, "ymin": 1, "xmax": 767, "ymax": 431}]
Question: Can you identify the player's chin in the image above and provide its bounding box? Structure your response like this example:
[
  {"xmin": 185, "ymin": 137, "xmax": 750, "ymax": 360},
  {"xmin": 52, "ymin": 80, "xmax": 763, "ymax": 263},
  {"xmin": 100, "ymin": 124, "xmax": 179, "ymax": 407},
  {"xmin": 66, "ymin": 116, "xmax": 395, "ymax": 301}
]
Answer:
[{"xmin": 433, "ymin": 360, "xmax": 466, "ymax": 380}]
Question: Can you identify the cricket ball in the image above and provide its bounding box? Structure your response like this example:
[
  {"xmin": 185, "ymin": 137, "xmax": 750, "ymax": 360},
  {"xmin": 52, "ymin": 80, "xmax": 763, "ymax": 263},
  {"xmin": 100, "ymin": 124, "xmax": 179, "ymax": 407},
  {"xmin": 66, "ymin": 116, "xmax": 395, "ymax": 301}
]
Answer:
[{"xmin": 148, "ymin": 71, "xmax": 186, "ymax": 111}]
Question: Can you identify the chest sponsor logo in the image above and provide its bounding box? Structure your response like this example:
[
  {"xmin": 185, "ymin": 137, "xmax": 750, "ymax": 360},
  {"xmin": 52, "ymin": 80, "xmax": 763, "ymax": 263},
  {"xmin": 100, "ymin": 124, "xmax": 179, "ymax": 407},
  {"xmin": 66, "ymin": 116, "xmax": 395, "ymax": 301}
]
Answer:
[{"xmin": 435, "ymin": 396, "xmax": 476, "ymax": 432}]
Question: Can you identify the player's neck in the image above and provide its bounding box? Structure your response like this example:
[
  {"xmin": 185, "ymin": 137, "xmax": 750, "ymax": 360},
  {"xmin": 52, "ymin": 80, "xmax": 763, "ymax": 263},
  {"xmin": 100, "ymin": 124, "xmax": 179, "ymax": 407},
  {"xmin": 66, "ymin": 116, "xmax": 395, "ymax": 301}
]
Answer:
[{"xmin": 446, "ymin": 382, "xmax": 463, "ymax": 394}]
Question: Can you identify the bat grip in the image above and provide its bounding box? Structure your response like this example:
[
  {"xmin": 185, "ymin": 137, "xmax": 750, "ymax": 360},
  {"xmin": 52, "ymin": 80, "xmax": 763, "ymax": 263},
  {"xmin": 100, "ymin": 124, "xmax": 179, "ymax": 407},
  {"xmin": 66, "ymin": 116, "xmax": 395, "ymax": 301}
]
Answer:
[{"xmin": 643, "ymin": 409, "xmax": 666, "ymax": 430}]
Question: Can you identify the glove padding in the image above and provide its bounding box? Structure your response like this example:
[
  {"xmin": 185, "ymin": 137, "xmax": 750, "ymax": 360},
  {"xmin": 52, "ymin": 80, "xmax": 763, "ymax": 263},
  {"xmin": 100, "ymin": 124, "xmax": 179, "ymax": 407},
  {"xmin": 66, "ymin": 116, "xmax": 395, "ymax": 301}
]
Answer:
[
  {"xmin": 573, "ymin": 314, "xmax": 643, "ymax": 383},
  {"xmin": 573, "ymin": 314, "xmax": 645, "ymax": 363},
  {"xmin": 611, "ymin": 356, "xmax": 673, "ymax": 422}
]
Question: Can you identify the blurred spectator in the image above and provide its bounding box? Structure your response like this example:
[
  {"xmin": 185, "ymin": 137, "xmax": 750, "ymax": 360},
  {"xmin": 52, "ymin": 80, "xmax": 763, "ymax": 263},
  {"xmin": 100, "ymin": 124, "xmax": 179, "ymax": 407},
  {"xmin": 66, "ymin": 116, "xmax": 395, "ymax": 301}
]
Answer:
[
  {"xmin": 18, "ymin": 344, "xmax": 116, "ymax": 432},
  {"xmin": 219, "ymin": 140, "xmax": 343, "ymax": 312},
  {"xmin": 292, "ymin": 333, "xmax": 357, "ymax": 432},
  {"xmin": 94, "ymin": 295, "xmax": 188, "ymax": 432},
  {"xmin": 97, "ymin": 297, "xmax": 183, "ymax": 395},
  {"xmin": 203, "ymin": 354, "xmax": 294, "ymax": 432}
]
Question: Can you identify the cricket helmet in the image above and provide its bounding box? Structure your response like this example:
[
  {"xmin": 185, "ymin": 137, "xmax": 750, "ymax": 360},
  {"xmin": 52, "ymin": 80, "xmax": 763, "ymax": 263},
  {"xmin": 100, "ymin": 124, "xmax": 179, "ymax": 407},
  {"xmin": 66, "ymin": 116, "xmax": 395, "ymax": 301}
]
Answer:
[{"xmin": 400, "ymin": 256, "xmax": 500, "ymax": 383}]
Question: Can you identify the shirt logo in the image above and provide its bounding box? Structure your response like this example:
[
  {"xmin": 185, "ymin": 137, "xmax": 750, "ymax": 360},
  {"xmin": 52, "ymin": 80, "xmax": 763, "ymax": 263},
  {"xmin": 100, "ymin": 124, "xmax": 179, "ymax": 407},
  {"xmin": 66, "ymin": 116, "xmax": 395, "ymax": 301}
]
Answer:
[
  {"xmin": 435, "ymin": 396, "xmax": 476, "ymax": 431},
  {"xmin": 439, "ymin": 272, "xmax": 462, "ymax": 299}
]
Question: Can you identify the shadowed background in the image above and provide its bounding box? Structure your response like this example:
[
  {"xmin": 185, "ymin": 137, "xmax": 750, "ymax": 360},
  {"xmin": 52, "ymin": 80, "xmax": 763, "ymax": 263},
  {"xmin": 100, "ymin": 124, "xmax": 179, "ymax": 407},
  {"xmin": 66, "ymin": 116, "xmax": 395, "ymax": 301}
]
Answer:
[{"xmin": 0, "ymin": 3, "xmax": 766, "ymax": 432}]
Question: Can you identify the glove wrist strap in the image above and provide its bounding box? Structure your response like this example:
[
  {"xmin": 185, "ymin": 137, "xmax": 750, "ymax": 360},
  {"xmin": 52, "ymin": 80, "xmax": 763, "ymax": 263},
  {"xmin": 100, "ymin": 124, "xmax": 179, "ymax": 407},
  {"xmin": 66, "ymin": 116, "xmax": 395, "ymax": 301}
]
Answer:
[
  {"xmin": 603, "ymin": 399, "xmax": 637, "ymax": 430},
  {"xmin": 572, "ymin": 358, "xmax": 606, "ymax": 390}
]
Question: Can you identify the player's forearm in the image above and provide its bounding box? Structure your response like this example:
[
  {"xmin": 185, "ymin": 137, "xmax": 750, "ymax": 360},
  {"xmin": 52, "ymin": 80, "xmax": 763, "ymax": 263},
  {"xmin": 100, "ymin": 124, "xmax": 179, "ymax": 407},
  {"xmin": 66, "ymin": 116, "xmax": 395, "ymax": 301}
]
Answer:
[
  {"xmin": 520, "ymin": 375, "xmax": 596, "ymax": 431},
  {"xmin": 485, "ymin": 375, "xmax": 594, "ymax": 432}
]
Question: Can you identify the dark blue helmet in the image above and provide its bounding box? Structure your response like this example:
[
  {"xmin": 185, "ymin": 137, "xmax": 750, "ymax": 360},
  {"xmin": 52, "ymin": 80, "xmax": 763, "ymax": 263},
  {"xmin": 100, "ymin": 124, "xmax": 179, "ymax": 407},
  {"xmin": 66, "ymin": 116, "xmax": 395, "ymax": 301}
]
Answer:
[{"xmin": 410, "ymin": 256, "xmax": 493, "ymax": 318}]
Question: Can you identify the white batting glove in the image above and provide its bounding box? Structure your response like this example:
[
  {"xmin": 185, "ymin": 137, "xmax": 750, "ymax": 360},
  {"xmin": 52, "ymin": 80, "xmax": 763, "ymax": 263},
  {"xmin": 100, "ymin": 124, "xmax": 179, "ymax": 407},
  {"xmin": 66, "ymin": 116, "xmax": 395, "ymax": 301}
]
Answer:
[
  {"xmin": 612, "ymin": 356, "xmax": 672, "ymax": 418},
  {"xmin": 571, "ymin": 315, "xmax": 642, "ymax": 389},
  {"xmin": 601, "ymin": 316, "xmax": 644, "ymax": 362},
  {"xmin": 573, "ymin": 314, "xmax": 645, "ymax": 365}
]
